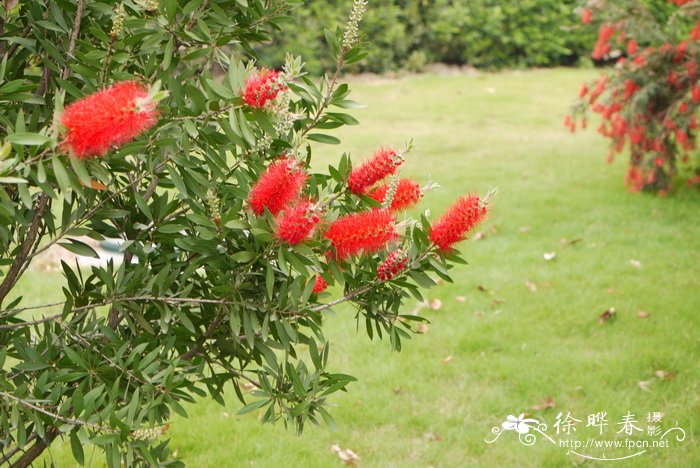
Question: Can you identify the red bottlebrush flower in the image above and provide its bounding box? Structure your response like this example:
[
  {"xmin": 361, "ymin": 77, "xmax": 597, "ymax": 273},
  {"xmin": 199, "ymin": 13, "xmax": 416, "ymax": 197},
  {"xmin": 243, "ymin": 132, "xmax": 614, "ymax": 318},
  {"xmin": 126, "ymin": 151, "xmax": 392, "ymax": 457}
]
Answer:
[
  {"xmin": 691, "ymin": 22, "xmax": 700, "ymax": 41},
  {"xmin": 679, "ymin": 101, "xmax": 689, "ymax": 113},
  {"xmin": 248, "ymin": 157, "xmax": 307, "ymax": 216},
  {"xmin": 429, "ymin": 195, "xmax": 487, "ymax": 250},
  {"xmin": 325, "ymin": 210, "xmax": 398, "ymax": 260},
  {"xmin": 60, "ymin": 81, "xmax": 157, "ymax": 158},
  {"xmin": 347, "ymin": 147, "xmax": 402, "ymax": 194},
  {"xmin": 623, "ymin": 80, "xmax": 640, "ymax": 100},
  {"xmin": 369, "ymin": 179, "xmax": 422, "ymax": 212},
  {"xmin": 629, "ymin": 126, "xmax": 646, "ymax": 145},
  {"xmin": 579, "ymin": 83, "xmax": 589, "ymax": 98},
  {"xmin": 581, "ymin": 8, "xmax": 593, "ymax": 25},
  {"xmin": 667, "ymin": 71, "xmax": 679, "ymax": 86},
  {"xmin": 377, "ymin": 249, "xmax": 409, "ymax": 281},
  {"xmin": 625, "ymin": 166, "xmax": 643, "ymax": 192},
  {"xmin": 275, "ymin": 200, "xmax": 321, "ymax": 245},
  {"xmin": 692, "ymin": 85, "xmax": 700, "ymax": 104},
  {"xmin": 243, "ymin": 68, "xmax": 285, "ymax": 108},
  {"xmin": 626, "ymin": 40, "xmax": 639, "ymax": 56},
  {"xmin": 313, "ymin": 275, "xmax": 328, "ymax": 293}
]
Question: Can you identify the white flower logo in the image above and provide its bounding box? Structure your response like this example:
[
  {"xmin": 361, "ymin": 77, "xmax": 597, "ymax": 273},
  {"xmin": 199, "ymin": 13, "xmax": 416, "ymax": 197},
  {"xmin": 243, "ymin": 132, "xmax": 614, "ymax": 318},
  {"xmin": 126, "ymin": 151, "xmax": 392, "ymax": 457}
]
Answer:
[{"xmin": 502, "ymin": 414, "xmax": 539, "ymax": 434}]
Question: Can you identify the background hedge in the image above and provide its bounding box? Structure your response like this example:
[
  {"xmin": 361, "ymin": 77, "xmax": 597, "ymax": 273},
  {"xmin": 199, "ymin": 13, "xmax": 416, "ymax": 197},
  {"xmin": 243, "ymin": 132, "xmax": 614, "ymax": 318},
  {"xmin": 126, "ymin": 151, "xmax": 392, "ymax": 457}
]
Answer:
[{"xmin": 255, "ymin": 0, "xmax": 594, "ymax": 74}]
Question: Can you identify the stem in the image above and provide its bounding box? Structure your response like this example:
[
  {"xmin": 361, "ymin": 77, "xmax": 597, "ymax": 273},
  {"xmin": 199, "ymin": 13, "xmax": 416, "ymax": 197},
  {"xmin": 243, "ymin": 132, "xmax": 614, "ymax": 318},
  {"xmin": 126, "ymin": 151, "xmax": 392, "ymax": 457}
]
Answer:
[{"xmin": 9, "ymin": 427, "xmax": 59, "ymax": 468}]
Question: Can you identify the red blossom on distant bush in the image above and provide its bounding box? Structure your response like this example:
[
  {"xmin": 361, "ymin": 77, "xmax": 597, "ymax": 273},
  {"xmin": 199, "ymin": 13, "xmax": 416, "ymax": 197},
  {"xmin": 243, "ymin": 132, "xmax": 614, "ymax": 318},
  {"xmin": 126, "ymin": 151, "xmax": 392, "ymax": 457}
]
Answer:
[
  {"xmin": 325, "ymin": 210, "xmax": 397, "ymax": 259},
  {"xmin": 429, "ymin": 195, "xmax": 487, "ymax": 250},
  {"xmin": 581, "ymin": 8, "xmax": 593, "ymax": 25},
  {"xmin": 275, "ymin": 200, "xmax": 321, "ymax": 245},
  {"xmin": 347, "ymin": 147, "xmax": 402, "ymax": 194},
  {"xmin": 248, "ymin": 157, "xmax": 307, "ymax": 216},
  {"xmin": 369, "ymin": 179, "xmax": 422, "ymax": 211},
  {"xmin": 60, "ymin": 81, "xmax": 157, "ymax": 158},
  {"xmin": 243, "ymin": 68, "xmax": 285, "ymax": 108},
  {"xmin": 377, "ymin": 249, "xmax": 409, "ymax": 281}
]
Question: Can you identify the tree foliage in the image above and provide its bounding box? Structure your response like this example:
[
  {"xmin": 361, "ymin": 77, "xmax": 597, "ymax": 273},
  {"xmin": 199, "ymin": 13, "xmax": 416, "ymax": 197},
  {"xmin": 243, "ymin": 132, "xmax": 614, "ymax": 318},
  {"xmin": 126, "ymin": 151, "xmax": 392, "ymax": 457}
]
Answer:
[{"xmin": 0, "ymin": 1, "xmax": 490, "ymax": 465}]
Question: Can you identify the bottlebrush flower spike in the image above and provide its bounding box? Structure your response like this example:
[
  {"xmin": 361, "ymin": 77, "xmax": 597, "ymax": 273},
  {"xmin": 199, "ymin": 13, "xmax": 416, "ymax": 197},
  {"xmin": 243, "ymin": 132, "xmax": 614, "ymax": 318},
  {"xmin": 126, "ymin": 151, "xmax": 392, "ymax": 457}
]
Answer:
[
  {"xmin": 348, "ymin": 147, "xmax": 403, "ymax": 194},
  {"xmin": 377, "ymin": 249, "xmax": 409, "ymax": 281},
  {"xmin": 313, "ymin": 275, "xmax": 328, "ymax": 293},
  {"xmin": 60, "ymin": 81, "xmax": 157, "ymax": 158},
  {"xmin": 248, "ymin": 157, "xmax": 307, "ymax": 216},
  {"xmin": 369, "ymin": 178, "xmax": 422, "ymax": 211},
  {"xmin": 275, "ymin": 200, "xmax": 321, "ymax": 245},
  {"xmin": 429, "ymin": 194, "xmax": 488, "ymax": 250},
  {"xmin": 325, "ymin": 210, "xmax": 398, "ymax": 260},
  {"xmin": 243, "ymin": 68, "xmax": 285, "ymax": 108}
]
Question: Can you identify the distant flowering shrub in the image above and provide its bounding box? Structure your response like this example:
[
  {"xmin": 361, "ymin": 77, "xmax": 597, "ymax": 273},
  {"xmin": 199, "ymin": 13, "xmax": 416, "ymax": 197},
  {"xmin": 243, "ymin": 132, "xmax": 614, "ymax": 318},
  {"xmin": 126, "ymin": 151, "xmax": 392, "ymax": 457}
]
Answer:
[
  {"xmin": 61, "ymin": 81, "xmax": 157, "ymax": 158},
  {"xmin": 569, "ymin": 0, "xmax": 700, "ymax": 192},
  {"xmin": 0, "ymin": 1, "xmax": 493, "ymax": 466}
]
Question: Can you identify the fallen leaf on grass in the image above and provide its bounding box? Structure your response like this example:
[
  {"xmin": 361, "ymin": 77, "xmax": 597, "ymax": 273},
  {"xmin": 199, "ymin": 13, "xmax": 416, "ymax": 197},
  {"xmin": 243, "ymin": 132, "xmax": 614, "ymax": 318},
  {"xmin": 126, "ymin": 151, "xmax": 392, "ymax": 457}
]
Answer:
[
  {"xmin": 393, "ymin": 387, "xmax": 402, "ymax": 395},
  {"xmin": 598, "ymin": 307, "xmax": 617, "ymax": 324},
  {"xmin": 519, "ymin": 226, "xmax": 531, "ymax": 233},
  {"xmin": 474, "ymin": 231, "xmax": 486, "ymax": 241},
  {"xmin": 638, "ymin": 380, "xmax": 654, "ymax": 391},
  {"xmin": 441, "ymin": 355, "xmax": 453, "ymax": 364},
  {"xmin": 474, "ymin": 311, "xmax": 484, "ymax": 319},
  {"xmin": 531, "ymin": 397, "xmax": 555, "ymax": 411},
  {"xmin": 654, "ymin": 370, "xmax": 674, "ymax": 380},
  {"xmin": 543, "ymin": 252, "xmax": 557, "ymax": 261},
  {"xmin": 477, "ymin": 285, "xmax": 489, "ymax": 293},
  {"xmin": 331, "ymin": 444, "xmax": 360, "ymax": 466},
  {"xmin": 638, "ymin": 311, "xmax": 651, "ymax": 318},
  {"xmin": 561, "ymin": 238, "xmax": 583, "ymax": 246},
  {"xmin": 525, "ymin": 281, "xmax": 537, "ymax": 293},
  {"xmin": 423, "ymin": 432, "xmax": 443, "ymax": 442},
  {"xmin": 429, "ymin": 299, "xmax": 442, "ymax": 310},
  {"xmin": 455, "ymin": 296, "xmax": 466, "ymax": 303},
  {"xmin": 415, "ymin": 323, "xmax": 429, "ymax": 334},
  {"xmin": 242, "ymin": 382, "xmax": 257, "ymax": 391},
  {"xmin": 491, "ymin": 298, "xmax": 505, "ymax": 305},
  {"xmin": 629, "ymin": 259, "xmax": 642, "ymax": 268}
]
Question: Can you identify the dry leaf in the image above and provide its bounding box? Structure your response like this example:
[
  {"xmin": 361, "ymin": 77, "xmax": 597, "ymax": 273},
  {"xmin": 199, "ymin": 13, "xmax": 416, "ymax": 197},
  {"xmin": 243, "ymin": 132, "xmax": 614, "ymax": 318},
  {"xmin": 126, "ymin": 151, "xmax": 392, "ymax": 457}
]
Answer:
[
  {"xmin": 242, "ymin": 382, "xmax": 257, "ymax": 392},
  {"xmin": 543, "ymin": 252, "xmax": 557, "ymax": 261},
  {"xmin": 525, "ymin": 281, "xmax": 537, "ymax": 293},
  {"xmin": 638, "ymin": 380, "xmax": 654, "ymax": 391},
  {"xmin": 560, "ymin": 238, "xmax": 582, "ymax": 246},
  {"xmin": 455, "ymin": 296, "xmax": 466, "ymax": 303},
  {"xmin": 5, "ymin": 0, "xmax": 19, "ymax": 10},
  {"xmin": 531, "ymin": 397, "xmax": 555, "ymax": 411},
  {"xmin": 629, "ymin": 259, "xmax": 642, "ymax": 268},
  {"xmin": 654, "ymin": 370, "xmax": 674, "ymax": 380},
  {"xmin": 424, "ymin": 432, "xmax": 443, "ymax": 442},
  {"xmin": 441, "ymin": 355, "xmax": 453, "ymax": 364},
  {"xmin": 415, "ymin": 323, "xmax": 429, "ymax": 334},
  {"xmin": 519, "ymin": 226, "xmax": 531, "ymax": 233},
  {"xmin": 474, "ymin": 310, "xmax": 484, "ymax": 319},
  {"xmin": 638, "ymin": 311, "xmax": 651, "ymax": 318},
  {"xmin": 331, "ymin": 444, "xmax": 360, "ymax": 466},
  {"xmin": 430, "ymin": 299, "xmax": 442, "ymax": 310},
  {"xmin": 477, "ymin": 285, "xmax": 489, "ymax": 293},
  {"xmin": 221, "ymin": 412, "xmax": 230, "ymax": 418},
  {"xmin": 491, "ymin": 298, "xmax": 505, "ymax": 305},
  {"xmin": 474, "ymin": 231, "xmax": 486, "ymax": 241},
  {"xmin": 598, "ymin": 307, "xmax": 617, "ymax": 324},
  {"xmin": 393, "ymin": 387, "xmax": 402, "ymax": 395}
]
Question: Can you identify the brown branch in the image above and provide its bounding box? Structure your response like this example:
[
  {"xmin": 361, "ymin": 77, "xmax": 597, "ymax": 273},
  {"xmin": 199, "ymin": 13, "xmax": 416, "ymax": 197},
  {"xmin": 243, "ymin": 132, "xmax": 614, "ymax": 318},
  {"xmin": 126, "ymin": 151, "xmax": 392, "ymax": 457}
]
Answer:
[
  {"xmin": 181, "ymin": 307, "xmax": 228, "ymax": 361},
  {"xmin": 0, "ymin": 25, "xmax": 30, "ymax": 61},
  {"xmin": 9, "ymin": 427, "xmax": 59, "ymax": 468},
  {"xmin": 0, "ymin": 434, "xmax": 37, "ymax": 466},
  {"xmin": 60, "ymin": 0, "xmax": 84, "ymax": 80},
  {"xmin": 0, "ymin": 193, "xmax": 49, "ymax": 308}
]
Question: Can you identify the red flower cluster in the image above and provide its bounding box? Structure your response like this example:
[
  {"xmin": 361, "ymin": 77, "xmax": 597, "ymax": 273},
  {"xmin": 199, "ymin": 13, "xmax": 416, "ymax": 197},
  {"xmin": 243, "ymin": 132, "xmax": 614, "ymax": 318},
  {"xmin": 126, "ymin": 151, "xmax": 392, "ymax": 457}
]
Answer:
[
  {"xmin": 248, "ymin": 157, "xmax": 307, "ymax": 216},
  {"xmin": 313, "ymin": 274, "xmax": 328, "ymax": 293},
  {"xmin": 581, "ymin": 8, "xmax": 593, "ymax": 25},
  {"xmin": 243, "ymin": 69, "xmax": 285, "ymax": 108},
  {"xmin": 275, "ymin": 200, "xmax": 320, "ymax": 245},
  {"xmin": 429, "ymin": 195, "xmax": 487, "ymax": 250},
  {"xmin": 369, "ymin": 179, "xmax": 422, "ymax": 211},
  {"xmin": 61, "ymin": 81, "xmax": 157, "ymax": 158},
  {"xmin": 325, "ymin": 210, "xmax": 397, "ymax": 259},
  {"xmin": 377, "ymin": 249, "xmax": 409, "ymax": 281},
  {"xmin": 347, "ymin": 147, "xmax": 402, "ymax": 194},
  {"xmin": 572, "ymin": 3, "xmax": 700, "ymax": 191}
]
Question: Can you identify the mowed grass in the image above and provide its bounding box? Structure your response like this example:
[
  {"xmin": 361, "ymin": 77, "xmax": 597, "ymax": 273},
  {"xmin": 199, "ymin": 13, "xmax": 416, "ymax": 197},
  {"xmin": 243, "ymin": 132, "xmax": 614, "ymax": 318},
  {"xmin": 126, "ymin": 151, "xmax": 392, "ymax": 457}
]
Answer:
[{"xmin": 37, "ymin": 69, "xmax": 700, "ymax": 466}]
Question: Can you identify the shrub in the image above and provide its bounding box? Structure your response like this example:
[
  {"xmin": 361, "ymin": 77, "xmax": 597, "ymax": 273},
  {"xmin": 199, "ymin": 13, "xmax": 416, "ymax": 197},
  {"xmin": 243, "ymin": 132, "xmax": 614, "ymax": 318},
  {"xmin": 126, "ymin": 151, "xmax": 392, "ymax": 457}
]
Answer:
[
  {"xmin": 0, "ymin": 0, "xmax": 492, "ymax": 465},
  {"xmin": 569, "ymin": 0, "xmax": 700, "ymax": 192}
]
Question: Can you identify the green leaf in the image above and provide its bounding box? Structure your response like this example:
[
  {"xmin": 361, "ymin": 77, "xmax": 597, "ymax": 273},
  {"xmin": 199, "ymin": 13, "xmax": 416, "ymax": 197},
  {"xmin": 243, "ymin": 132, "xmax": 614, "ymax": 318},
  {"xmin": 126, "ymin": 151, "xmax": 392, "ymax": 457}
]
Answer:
[
  {"xmin": 8, "ymin": 132, "xmax": 52, "ymax": 146},
  {"xmin": 70, "ymin": 431, "xmax": 84, "ymax": 465},
  {"xmin": 58, "ymin": 238, "xmax": 99, "ymax": 258},
  {"xmin": 307, "ymin": 134, "xmax": 341, "ymax": 145}
]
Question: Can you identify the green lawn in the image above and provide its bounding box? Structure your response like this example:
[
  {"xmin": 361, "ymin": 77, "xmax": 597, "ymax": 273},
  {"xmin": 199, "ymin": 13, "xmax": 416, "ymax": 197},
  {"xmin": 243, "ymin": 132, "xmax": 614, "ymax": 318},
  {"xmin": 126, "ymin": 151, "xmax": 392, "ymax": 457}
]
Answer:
[{"xmin": 37, "ymin": 68, "xmax": 700, "ymax": 466}]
